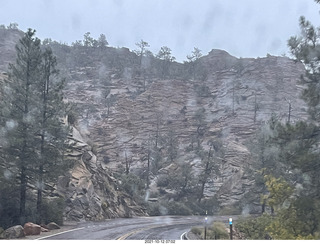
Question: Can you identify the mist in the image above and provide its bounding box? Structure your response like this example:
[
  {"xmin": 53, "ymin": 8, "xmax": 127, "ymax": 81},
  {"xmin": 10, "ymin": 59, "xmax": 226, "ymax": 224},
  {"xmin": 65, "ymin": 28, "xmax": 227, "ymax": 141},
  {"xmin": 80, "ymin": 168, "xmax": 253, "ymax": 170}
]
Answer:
[{"xmin": 0, "ymin": 0, "xmax": 319, "ymax": 61}]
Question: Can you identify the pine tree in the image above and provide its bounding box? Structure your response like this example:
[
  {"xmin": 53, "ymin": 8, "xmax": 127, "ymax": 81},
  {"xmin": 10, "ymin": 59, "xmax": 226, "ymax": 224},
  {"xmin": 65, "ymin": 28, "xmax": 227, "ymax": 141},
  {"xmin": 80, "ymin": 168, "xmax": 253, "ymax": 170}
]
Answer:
[
  {"xmin": 1, "ymin": 29, "xmax": 69, "ymax": 225},
  {"xmin": 288, "ymin": 16, "xmax": 320, "ymax": 122},
  {"xmin": 35, "ymin": 47, "xmax": 68, "ymax": 224},
  {"xmin": 287, "ymin": 12, "xmax": 320, "ymax": 197},
  {"xmin": 1, "ymin": 29, "xmax": 42, "ymax": 224}
]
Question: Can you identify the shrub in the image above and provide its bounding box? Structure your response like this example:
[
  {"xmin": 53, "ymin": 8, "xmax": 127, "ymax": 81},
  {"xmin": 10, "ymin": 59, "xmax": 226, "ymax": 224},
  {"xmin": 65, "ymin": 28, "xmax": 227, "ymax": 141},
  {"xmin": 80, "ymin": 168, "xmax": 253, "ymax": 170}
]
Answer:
[
  {"xmin": 41, "ymin": 197, "xmax": 65, "ymax": 226},
  {"xmin": 101, "ymin": 201, "xmax": 108, "ymax": 213},
  {"xmin": 208, "ymin": 222, "xmax": 229, "ymax": 240},
  {"xmin": 191, "ymin": 222, "xmax": 229, "ymax": 240},
  {"xmin": 236, "ymin": 213, "xmax": 273, "ymax": 240},
  {"xmin": 119, "ymin": 173, "xmax": 144, "ymax": 199},
  {"xmin": 191, "ymin": 226, "xmax": 203, "ymax": 236},
  {"xmin": 0, "ymin": 183, "xmax": 20, "ymax": 229},
  {"xmin": 156, "ymin": 175, "xmax": 170, "ymax": 187},
  {"xmin": 218, "ymin": 205, "xmax": 242, "ymax": 215},
  {"xmin": 167, "ymin": 201, "xmax": 192, "ymax": 215},
  {"xmin": 146, "ymin": 202, "xmax": 162, "ymax": 216}
]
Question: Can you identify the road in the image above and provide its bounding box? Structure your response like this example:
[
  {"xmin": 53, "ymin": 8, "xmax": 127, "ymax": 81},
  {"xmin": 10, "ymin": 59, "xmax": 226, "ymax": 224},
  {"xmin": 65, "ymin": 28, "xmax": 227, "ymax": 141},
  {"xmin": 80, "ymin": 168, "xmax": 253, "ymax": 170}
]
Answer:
[{"xmin": 39, "ymin": 215, "xmax": 238, "ymax": 240}]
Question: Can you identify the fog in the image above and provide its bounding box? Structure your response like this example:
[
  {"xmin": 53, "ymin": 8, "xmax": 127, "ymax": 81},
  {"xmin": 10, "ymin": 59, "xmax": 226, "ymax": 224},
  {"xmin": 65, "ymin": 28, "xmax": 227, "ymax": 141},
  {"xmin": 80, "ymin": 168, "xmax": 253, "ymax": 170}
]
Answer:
[{"xmin": 0, "ymin": 0, "xmax": 319, "ymax": 61}]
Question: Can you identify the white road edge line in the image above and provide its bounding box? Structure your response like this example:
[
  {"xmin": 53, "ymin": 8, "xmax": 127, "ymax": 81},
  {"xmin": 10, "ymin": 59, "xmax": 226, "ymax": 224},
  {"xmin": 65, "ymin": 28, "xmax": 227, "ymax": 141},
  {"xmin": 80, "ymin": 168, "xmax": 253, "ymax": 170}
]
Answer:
[
  {"xmin": 180, "ymin": 231, "xmax": 187, "ymax": 240},
  {"xmin": 35, "ymin": 227, "xmax": 85, "ymax": 240}
]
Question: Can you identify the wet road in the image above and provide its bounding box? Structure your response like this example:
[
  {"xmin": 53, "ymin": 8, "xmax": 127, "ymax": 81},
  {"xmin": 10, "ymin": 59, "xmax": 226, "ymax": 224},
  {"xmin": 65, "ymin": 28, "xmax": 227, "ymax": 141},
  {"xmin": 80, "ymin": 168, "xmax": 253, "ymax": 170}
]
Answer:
[{"xmin": 40, "ymin": 215, "xmax": 237, "ymax": 240}]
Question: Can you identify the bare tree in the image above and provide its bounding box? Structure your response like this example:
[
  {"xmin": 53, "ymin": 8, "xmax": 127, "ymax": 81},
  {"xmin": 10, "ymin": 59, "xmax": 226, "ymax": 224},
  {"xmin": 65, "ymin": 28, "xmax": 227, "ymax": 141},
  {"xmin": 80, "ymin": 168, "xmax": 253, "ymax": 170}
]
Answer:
[{"xmin": 197, "ymin": 140, "xmax": 222, "ymax": 203}]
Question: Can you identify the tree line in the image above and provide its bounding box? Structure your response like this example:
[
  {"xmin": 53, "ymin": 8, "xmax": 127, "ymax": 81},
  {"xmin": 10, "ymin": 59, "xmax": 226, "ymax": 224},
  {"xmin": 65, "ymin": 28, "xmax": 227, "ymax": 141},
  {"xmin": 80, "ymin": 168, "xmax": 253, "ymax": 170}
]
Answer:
[{"xmin": 237, "ymin": 1, "xmax": 320, "ymax": 239}]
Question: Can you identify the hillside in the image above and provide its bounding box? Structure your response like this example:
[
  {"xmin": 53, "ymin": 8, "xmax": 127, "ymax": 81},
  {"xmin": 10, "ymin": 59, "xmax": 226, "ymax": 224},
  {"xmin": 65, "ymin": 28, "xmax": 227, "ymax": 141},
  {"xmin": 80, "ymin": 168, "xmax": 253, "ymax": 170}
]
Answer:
[{"xmin": 0, "ymin": 28, "xmax": 308, "ymax": 220}]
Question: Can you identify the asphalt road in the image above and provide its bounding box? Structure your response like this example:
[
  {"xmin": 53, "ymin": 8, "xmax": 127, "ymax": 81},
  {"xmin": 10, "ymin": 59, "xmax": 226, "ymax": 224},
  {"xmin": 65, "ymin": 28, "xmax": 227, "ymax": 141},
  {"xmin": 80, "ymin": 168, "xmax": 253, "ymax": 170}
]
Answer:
[{"xmin": 40, "ymin": 215, "xmax": 237, "ymax": 240}]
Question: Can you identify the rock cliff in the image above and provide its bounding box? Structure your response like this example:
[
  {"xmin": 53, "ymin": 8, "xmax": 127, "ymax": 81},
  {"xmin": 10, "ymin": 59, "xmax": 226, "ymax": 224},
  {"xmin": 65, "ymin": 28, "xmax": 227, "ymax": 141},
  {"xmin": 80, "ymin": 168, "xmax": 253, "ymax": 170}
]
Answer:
[
  {"xmin": 62, "ymin": 49, "xmax": 307, "ymax": 213},
  {"xmin": 0, "ymin": 28, "xmax": 308, "ymax": 217},
  {"xmin": 56, "ymin": 127, "xmax": 146, "ymax": 221}
]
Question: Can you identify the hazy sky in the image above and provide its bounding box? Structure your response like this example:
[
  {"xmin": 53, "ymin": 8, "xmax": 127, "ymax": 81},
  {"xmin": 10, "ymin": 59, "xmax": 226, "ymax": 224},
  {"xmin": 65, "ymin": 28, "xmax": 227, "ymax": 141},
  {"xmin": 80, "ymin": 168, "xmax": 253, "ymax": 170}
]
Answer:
[{"xmin": 0, "ymin": 0, "xmax": 319, "ymax": 62}]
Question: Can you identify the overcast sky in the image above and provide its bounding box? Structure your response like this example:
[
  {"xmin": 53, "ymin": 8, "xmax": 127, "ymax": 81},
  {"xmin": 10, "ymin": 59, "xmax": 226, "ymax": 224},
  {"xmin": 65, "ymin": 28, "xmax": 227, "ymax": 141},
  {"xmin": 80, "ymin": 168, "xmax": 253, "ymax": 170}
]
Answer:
[{"xmin": 0, "ymin": 0, "xmax": 319, "ymax": 62}]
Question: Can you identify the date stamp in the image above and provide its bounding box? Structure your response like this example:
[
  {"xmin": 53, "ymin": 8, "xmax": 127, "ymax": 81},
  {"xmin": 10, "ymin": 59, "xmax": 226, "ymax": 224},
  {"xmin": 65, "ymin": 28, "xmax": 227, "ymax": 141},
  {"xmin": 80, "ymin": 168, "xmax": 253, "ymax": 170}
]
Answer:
[{"xmin": 145, "ymin": 240, "xmax": 175, "ymax": 244}]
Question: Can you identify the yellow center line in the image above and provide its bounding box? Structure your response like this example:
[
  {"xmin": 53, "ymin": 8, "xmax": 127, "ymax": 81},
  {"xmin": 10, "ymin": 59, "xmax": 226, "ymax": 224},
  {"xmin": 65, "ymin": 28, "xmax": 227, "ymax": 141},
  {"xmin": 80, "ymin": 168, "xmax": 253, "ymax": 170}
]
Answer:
[{"xmin": 116, "ymin": 224, "xmax": 165, "ymax": 240}]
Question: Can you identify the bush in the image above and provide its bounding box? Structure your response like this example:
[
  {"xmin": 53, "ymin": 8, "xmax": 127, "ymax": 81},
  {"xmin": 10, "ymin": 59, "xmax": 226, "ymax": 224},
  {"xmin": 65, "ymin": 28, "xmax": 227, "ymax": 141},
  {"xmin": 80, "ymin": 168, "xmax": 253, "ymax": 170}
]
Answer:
[
  {"xmin": 167, "ymin": 201, "xmax": 192, "ymax": 215},
  {"xmin": 236, "ymin": 213, "xmax": 273, "ymax": 240},
  {"xmin": 41, "ymin": 197, "xmax": 65, "ymax": 226},
  {"xmin": 218, "ymin": 205, "xmax": 242, "ymax": 215},
  {"xmin": 208, "ymin": 222, "xmax": 229, "ymax": 240},
  {"xmin": 146, "ymin": 202, "xmax": 162, "ymax": 216},
  {"xmin": 0, "ymin": 182, "xmax": 20, "ymax": 229},
  {"xmin": 184, "ymin": 196, "xmax": 220, "ymax": 216},
  {"xmin": 119, "ymin": 173, "xmax": 145, "ymax": 199},
  {"xmin": 191, "ymin": 226, "xmax": 203, "ymax": 236},
  {"xmin": 191, "ymin": 223, "xmax": 229, "ymax": 240},
  {"xmin": 156, "ymin": 175, "xmax": 170, "ymax": 187}
]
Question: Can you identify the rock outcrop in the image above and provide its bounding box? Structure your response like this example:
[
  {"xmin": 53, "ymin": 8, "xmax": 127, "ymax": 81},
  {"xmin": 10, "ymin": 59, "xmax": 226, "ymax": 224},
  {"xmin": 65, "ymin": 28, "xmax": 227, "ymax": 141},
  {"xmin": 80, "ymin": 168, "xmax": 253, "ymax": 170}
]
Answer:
[
  {"xmin": 63, "ymin": 50, "xmax": 307, "ymax": 212},
  {"xmin": 56, "ymin": 126, "xmax": 146, "ymax": 221},
  {"xmin": 0, "ymin": 28, "xmax": 308, "ymax": 216}
]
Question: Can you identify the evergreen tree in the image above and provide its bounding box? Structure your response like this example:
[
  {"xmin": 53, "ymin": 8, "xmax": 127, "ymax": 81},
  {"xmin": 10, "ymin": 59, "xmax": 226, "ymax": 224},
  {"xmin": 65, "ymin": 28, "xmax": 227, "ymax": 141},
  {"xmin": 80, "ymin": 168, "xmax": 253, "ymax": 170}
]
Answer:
[
  {"xmin": 288, "ymin": 15, "xmax": 320, "ymax": 122},
  {"xmin": 0, "ymin": 29, "xmax": 69, "ymax": 225},
  {"xmin": 1, "ymin": 29, "xmax": 42, "ymax": 224},
  {"xmin": 186, "ymin": 47, "xmax": 202, "ymax": 80},
  {"xmin": 287, "ymin": 10, "xmax": 320, "ymax": 197},
  {"xmin": 35, "ymin": 47, "xmax": 68, "ymax": 224},
  {"xmin": 156, "ymin": 46, "xmax": 175, "ymax": 78}
]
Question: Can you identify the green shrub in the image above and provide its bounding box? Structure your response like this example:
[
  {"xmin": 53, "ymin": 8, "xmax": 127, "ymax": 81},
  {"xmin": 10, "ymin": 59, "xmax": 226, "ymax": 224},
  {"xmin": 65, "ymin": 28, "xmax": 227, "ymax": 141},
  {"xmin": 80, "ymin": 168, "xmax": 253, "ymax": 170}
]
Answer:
[
  {"xmin": 236, "ymin": 213, "xmax": 273, "ymax": 240},
  {"xmin": 101, "ymin": 201, "xmax": 108, "ymax": 213},
  {"xmin": 41, "ymin": 197, "xmax": 65, "ymax": 226},
  {"xmin": 156, "ymin": 175, "xmax": 170, "ymax": 187},
  {"xmin": 167, "ymin": 201, "xmax": 192, "ymax": 215},
  {"xmin": 146, "ymin": 202, "xmax": 162, "ymax": 216},
  {"xmin": 119, "ymin": 173, "xmax": 145, "ymax": 198},
  {"xmin": 208, "ymin": 222, "xmax": 229, "ymax": 240},
  {"xmin": 191, "ymin": 226, "xmax": 203, "ymax": 236},
  {"xmin": 191, "ymin": 222, "xmax": 229, "ymax": 240},
  {"xmin": 184, "ymin": 196, "xmax": 220, "ymax": 215},
  {"xmin": 218, "ymin": 205, "xmax": 242, "ymax": 215},
  {"xmin": 0, "ymin": 184, "xmax": 20, "ymax": 229}
]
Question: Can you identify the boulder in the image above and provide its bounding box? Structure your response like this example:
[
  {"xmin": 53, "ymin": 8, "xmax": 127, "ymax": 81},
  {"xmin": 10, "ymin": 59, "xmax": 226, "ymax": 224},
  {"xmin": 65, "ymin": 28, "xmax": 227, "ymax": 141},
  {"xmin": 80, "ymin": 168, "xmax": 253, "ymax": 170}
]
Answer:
[
  {"xmin": 0, "ymin": 227, "xmax": 4, "ymax": 239},
  {"xmin": 23, "ymin": 222, "xmax": 41, "ymax": 236},
  {"xmin": 47, "ymin": 222, "xmax": 60, "ymax": 230},
  {"xmin": 41, "ymin": 227, "xmax": 49, "ymax": 232},
  {"xmin": 4, "ymin": 225, "xmax": 25, "ymax": 239}
]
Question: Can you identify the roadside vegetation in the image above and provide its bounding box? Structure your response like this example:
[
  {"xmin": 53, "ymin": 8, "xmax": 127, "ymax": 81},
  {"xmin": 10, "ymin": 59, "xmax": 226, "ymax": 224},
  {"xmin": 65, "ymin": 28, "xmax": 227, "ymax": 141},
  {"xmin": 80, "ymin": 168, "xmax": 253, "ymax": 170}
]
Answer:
[{"xmin": 191, "ymin": 222, "xmax": 229, "ymax": 240}]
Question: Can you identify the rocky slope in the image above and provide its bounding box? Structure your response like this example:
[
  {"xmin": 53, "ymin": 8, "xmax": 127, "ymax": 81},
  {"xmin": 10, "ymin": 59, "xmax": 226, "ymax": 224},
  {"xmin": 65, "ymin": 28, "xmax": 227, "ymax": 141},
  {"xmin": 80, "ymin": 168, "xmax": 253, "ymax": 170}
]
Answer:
[
  {"xmin": 62, "ymin": 49, "xmax": 307, "ymax": 213},
  {"xmin": 0, "ymin": 28, "xmax": 308, "ymax": 217},
  {"xmin": 56, "ymin": 126, "xmax": 146, "ymax": 221}
]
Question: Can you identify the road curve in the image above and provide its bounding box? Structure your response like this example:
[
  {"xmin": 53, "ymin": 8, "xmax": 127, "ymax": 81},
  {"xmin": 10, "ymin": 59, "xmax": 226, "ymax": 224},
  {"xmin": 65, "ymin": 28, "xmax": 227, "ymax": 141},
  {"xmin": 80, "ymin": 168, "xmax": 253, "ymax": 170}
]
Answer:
[{"xmin": 40, "ymin": 215, "xmax": 237, "ymax": 240}]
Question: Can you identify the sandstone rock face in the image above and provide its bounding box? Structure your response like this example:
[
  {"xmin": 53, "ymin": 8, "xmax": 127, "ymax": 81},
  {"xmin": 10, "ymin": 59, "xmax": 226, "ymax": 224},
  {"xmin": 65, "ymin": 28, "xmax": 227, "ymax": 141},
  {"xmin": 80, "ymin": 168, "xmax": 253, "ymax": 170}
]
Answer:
[
  {"xmin": 0, "ymin": 29, "xmax": 308, "ymax": 215},
  {"xmin": 63, "ymin": 50, "xmax": 307, "ymax": 212},
  {"xmin": 23, "ymin": 222, "xmax": 41, "ymax": 236},
  {"xmin": 0, "ymin": 29, "xmax": 23, "ymax": 71},
  {"xmin": 56, "ymin": 127, "xmax": 146, "ymax": 221},
  {"xmin": 4, "ymin": 225, "xmax": 24, "ymax": 239}
]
